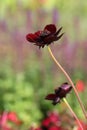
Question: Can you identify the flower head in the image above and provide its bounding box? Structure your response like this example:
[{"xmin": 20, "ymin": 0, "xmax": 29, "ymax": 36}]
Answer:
[
  {"xmin": 26, "ymin": 24, "xmax": 64, "ymax": 48},
  {"xmin": 45, "ymin": 83, "xmax": 72, "ymax": 105}
]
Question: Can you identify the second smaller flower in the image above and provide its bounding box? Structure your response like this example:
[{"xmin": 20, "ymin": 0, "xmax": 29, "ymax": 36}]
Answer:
[{"xmin": 45, "ymin": 82, "xmax": 72, "ymax": 105}]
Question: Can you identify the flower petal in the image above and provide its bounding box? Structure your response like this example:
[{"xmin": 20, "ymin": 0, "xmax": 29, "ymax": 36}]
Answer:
[
  {"xmin": 44, "ymin": 24, "xmax": 56, "ymax": 34},
  {"xmin": 61, "ymin": 83, "xmax": 72, "ymax": 91},
  {"xmin": 52, "ymin": 97, "xmax": 60, "ymax": 105},
  {"xmin": 45, "ymin": 94, "xmax": 57, "ymax": 100},
  {"xmin": 35, "ymin": 31, "xmax": 42, "ymax": 36},
  {"xmin": 55, "ymin": 83, "xmax": 72, "ymax": 98},
  {"xmin": 55, "ymin": 27, "xmax": 62, "ymax": 36},
  {"xmin": 26, "ymin": 33, "xmax": 39, "ymax": 42}
]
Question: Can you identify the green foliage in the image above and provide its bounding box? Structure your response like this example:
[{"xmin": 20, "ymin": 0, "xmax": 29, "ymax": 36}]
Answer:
[
  {"xmin": 0, "ymin": 55, "xmax": 54, "ymax": 125},
  {"xmin": 0, "ymin": 52, "xmax": 86, "ymax": 127}
]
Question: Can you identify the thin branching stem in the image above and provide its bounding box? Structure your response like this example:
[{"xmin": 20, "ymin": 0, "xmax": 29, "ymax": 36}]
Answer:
[{"xmin": 48, "ymin": 46, "xmax": 87, "ymax": 119}]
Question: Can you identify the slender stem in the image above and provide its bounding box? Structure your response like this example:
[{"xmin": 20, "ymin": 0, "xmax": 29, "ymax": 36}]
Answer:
[
  {"xmin": 48, "ymin": 46, "xmax": 87, "ymax": 119},
  {"xmin": 63, "ymin": 98, "xmax": 84, "ymax": 130}
]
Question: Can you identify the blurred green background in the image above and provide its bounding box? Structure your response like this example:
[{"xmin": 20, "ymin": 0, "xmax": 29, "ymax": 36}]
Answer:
[{"xmin": 0, "ymin": 0, "xmax": 87, "ymax": 128}]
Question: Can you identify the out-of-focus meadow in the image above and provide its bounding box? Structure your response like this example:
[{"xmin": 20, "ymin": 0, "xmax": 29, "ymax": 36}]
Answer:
[{"xmin": 0, "ymin": 0, "xmax": 87, "ymax": 129}]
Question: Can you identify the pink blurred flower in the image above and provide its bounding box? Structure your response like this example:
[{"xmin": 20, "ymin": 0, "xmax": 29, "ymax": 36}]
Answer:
[
  {"xmin": 0, "ymin": 111, "xmax": 8, "ymax": 126},
  {"xmin": 7, "ymin": 112, "xmax": 22, "ymax": 125},
  {"xmin": 76, "ymin": 80, "xmax": 85, "ymax": 92},
  {"xmin": 49, "ymin": 111, "xmax": 60, "ymax": 123},
  {"xmin": 1, "ymin": 125, "xmax": 12, "ymax": 130},
  {"xmin": 42, "ymin": 111, "xmax": 61, "ymax": 127}
]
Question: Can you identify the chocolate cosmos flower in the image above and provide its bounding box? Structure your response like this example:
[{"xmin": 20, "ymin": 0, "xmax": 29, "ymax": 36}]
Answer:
[
  {"xmin": 26, "ymin": 24, "xmax": 64, "ymax": 48},
  {"xmin": 45, "ymin": 83, "xmax": 72, "ymax": 105}
]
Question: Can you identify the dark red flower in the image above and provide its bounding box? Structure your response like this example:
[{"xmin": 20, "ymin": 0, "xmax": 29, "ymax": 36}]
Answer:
[
  {"xmin": 45, "ymin": 83, "xmax": 72, "ymax": 105},
  {"xmin": 26, "ymin": 24, "xmax": 64, "ymax": 48}
]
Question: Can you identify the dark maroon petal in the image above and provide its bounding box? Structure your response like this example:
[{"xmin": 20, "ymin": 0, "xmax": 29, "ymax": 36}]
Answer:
[
  {"xmin": 56, "ymin": 33, "xmax": 64, "ymax": 41},
  {"xmin": 55, "ymin": 83, "xmax": 72, "ymax": 98},
  {"xmin": 44, "ymin": 24, "xmax": 56, "ymax": 34},
  {"xmin": 35, "ymin": 42, "xmax": 45, "ymax": 48},
  {"xmin": 43, "ymin": 35, "xmax": 57, "ymax": 45},
  {"xmin": 61, "ymin": 83, "xmax": 72, "ymax": 91},
  {"xmin": 55, "ymin": 87, "xmax": 61, "ymax": 94},
  {"xmin": 35, "ymin": 31, "xmax": 42, "ymax": 36},
  {"xmin": 45, "ymin": 94, "xmax": 57, "ymax": 100},
  {"xmin": 52, "ymin": 97, "xmax": 60, "ymax": 105},
  {"xmin": 55, "ymin": 27, "xmax": 62, "ymax": 36},
  {"xmin": 26, "ymin": 33, "xmax": 39, "ymax": 42}
]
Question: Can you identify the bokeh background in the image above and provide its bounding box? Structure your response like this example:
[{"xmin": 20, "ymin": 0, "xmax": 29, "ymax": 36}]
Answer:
[{"xmin": 0, "ymin": 0, "xmax": 87, "ymax": 129}]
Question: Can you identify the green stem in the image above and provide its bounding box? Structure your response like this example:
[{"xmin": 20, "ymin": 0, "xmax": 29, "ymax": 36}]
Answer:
[{"xmin": 48, "ymin": 46, "xmax": 87, "ymax": 119}]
